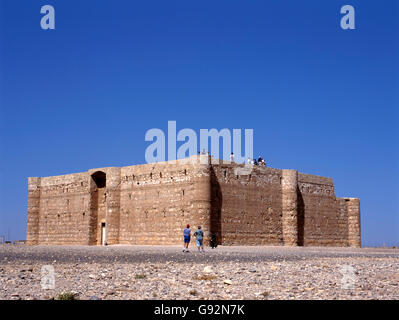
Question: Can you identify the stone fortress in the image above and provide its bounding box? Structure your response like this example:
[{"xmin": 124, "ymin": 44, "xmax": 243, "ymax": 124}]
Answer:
[{"xmin": 27, "ymin": 155, "xmax": 361, "ymax": 247}]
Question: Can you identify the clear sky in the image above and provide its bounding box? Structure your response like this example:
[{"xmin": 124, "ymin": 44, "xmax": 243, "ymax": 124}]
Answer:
[{"xmin": 0, "ymin": 0, "xmax": 398, "ymax": 246}]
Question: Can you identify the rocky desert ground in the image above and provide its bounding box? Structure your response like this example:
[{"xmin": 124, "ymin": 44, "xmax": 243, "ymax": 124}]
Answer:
[{"xmin": 0, "ymin": 244, "xmax": 398, "ymax": 300}]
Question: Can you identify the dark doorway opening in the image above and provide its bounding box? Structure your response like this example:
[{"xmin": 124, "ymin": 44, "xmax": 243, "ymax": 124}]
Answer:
[
  {"xmin": 89, "ymin": 171, "xmax": 106, "ymax": 245},
  {"xmin": 101, "ymin": 222, "xmax": 106, "ymax": 246},
  {"xmin": 92, "ymin": 171, "xmax": 106, "ymax": 188},
  {"xmin": 210, "ymin": 166, "xmax": 222, "ymax": 246},
  {"xmin": 297, "ymin": 186, "xmax": 305, "ymax": 246}
]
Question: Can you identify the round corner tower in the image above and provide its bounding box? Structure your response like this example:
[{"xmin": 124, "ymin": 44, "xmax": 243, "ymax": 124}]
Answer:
[
  {"xmin": 345, "ymin": 197, "xmax": 361, "ymax": 247},
  {"xmin": 281, "ymin": 169, "xmax": 298, "ymax": 246},
  {"xmin": 26, "ymin": 177, "xmax": 41, "ymax": 245}
]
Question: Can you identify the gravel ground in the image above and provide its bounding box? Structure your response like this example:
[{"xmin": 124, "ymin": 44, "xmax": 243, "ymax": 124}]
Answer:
[{"xmin": 0, "ymin": 244, "xmax": 398, "ymax": 300}]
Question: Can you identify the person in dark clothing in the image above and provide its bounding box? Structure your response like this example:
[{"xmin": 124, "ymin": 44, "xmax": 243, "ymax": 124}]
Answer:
[{"xmin": 210, "ymin": 233, "xmax": 218, "ymax": 249}]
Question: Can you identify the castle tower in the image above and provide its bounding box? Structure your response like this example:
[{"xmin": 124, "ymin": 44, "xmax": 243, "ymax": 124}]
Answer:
[
  {"xmin": 26, "ymin": 177, "xmax": 41, "ymax": 245},
  {"xmin": 345, "ymin": 198, "xmax": 361, "ymax": 247},
  {"xmin": 191, "ymin": 154, "xmax": 213, "ymax": 243},
  {"xmin": 104, "ymin": 167, "xmax": 121, "ymax": 245},
  {"xmin": 88, "ymin": 167, "xmax": 121, "ymax": 245},
  {"xmin": 281, "ymin": 169, "xmax": 298, "ymax": 246}
]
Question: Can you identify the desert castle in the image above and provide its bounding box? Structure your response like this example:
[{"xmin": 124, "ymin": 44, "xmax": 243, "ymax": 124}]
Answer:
[{"xmin": 27, "ymin": 155, "xmax": 360, "ymax": 247}]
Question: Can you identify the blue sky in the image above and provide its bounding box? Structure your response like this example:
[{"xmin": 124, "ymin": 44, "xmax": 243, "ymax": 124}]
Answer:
[{"xmin": 0, "ymin": 0, "xmax": 398, "ymax": 246}]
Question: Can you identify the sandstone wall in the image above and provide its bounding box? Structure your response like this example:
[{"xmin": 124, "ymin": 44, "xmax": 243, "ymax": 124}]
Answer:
[
  {"xmin": 343, "ymin": 197, "xmax": 361, "ymax": 247},
  {"xmin": 30, "ymin": 173, "xmax": 91, "ymax": 245},
  {"xmin": 26, "ymin": 177, "xmax": 41, "ymax": 245},
  {"xmin": 118, "ymin": 157, "xmax": 213, "ymax": 245},
  {"xmin": 210, "ymin": 163, "xmax": 283, "ymax": 245},
  {"xmin": 298, "ymin": 173, "xmax": 349, "ymax": 246},
  {"xmin": 27, "ymin": 157, "xmax": 360, "ymax": 247},
  {"xmin": 282, "ymin": 170, "xmax": 298, "ymax": 246}
]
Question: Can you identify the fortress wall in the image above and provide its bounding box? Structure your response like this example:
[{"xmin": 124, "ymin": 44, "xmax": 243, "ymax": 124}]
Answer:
[
  {"xmin": 343, "ymin": 197, "xmax": 361, "ymax": 247},
  {"xmin": 211, "ymin": 164, "xmax": 283, "ymax": 245},
  {"xmin": 118, "ymin": 157, "xmax": 212, "ymax": 245},
  {"xmin": 27, "ymin": 157, "xmax": 359, "ymax": 247},
  {"xmin": 298, "ymin": 173, "xmax": 348, "ymax": 246},
  {"xmin": 103, "ymin": 167, "xmax": 121, "ymax": 245},
  {"xmin": 33, "ymin": 172, "xmax": 91, "ymax": 245},
  {"xmin": 282, "ymin": 170, "xmax": 298, "ymax": 245},
  {"xmin": 88, "ymin": 186, "xmax": 106, "ymax": 245},
  {"xmin": 27, "ymin": 177, "xmax": 41, "ymax": 245}
]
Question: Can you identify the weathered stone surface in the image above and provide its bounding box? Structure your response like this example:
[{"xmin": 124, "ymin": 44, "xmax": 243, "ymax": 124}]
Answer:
[
  {"xmin": 1, "ymin": 245, "xmax": 398, "ymax": 300},
  {"xmin": 27, "ymin": 155, "xmax": 361, "ymax": 247}
]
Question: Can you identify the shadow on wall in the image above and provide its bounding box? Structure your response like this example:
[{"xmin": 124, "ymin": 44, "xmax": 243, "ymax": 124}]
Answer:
[
  {"xmin": 210, "ymin": 166, "xmax": 222, "ymax": 246},
  {"xmin": 89, "ymin": 171, "xmax": 106, "ymax": 245},
  {"xmin": 89, "ymin": 187, "xmax": 99, "ymax": 245},
  {"xmin": 297, "ymin": 186, "xmax": 305, "ymax": 246}
]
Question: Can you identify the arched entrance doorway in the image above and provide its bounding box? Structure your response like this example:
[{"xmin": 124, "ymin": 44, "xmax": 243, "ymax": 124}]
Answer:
[
  {"xmin": 101, "ymin": 222, "xmax": 106, "ymax": 246},
  {"xmin": 90, "ymin": 171, "xmax": 107, "ymax": 245},
  {"xmin": 92, "ymin": 171, "xmax": 106, "ymax": 188}
]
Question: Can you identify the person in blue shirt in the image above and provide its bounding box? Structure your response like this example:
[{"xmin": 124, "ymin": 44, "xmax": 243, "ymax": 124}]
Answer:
[
  {"xmin": 183, "ymin": 224, "xmax": 191, "ymax": 252},
  {"xmin": 193, "ymin": 226, "xmax": 205, "ymax": 253}
]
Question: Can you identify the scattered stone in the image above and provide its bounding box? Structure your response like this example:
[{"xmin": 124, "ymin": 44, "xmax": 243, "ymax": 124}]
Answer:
[
  {"xmin": 0, "ymin": 245, "xmax": 398, "ymax": 300},
  {"xmin": 203, "ymin": 266, "xmax": 213, "ymax": 273}
]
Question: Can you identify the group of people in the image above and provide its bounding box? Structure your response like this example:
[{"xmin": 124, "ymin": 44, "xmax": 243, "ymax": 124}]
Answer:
[
  {"xmin": 182, "ymin": 224, "xmax": 217, "ymax": 253},
  {"xmin": 229, "ymin": 153, "xmax": 267, "ymax": 167},
  {"xmin": 249, "ymin": 156, "xmax": 266, "ymax": 166}
]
